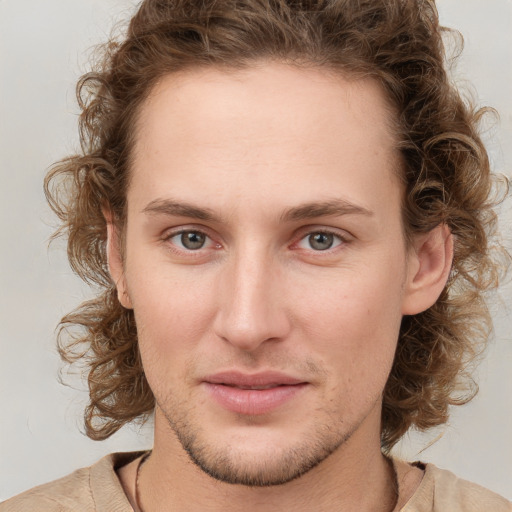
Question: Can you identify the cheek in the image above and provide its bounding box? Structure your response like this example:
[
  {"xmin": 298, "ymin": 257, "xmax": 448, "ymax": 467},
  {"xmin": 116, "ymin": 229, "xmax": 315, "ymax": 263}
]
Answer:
[
  {"xmin": 126, "ymin": 265, "xmax": 218, "ymax": 371},
  {"xmin": 290, "ymin": 264, "xmax": 405, "ymax": 394},
  {"xmin": 294, "ymin": 262, "xmax": 404, "ymax": 341}
]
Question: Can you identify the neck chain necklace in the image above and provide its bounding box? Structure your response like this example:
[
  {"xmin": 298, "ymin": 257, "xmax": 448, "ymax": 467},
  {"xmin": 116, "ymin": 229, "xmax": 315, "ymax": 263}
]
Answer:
[
  {"xmin": 134, "ymin": 452, "xmax": 400, "ymax": 512},
  {"xmin": 388, "ymin": 457, "xmax": 401, "ymax": 511},
  {"xmin": 134, "ymin": 451, "xmax": 151, "ymax": 512}
]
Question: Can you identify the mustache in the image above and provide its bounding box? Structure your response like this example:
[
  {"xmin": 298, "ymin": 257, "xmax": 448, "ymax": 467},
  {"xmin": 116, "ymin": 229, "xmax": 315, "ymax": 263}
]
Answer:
[{"xmin": 184, "ymin": 350, "xmax": 328, "ymax": 381}]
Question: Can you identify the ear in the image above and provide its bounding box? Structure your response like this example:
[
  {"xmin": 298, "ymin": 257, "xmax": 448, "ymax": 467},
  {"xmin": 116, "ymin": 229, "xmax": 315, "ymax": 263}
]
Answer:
[
  {"xmin": 104, "ymin": 208, "xmax": 133, "ymax": 309},
  {"xmin": 401, "ymin": 224, "xmax": 453, "ymax": 316}
]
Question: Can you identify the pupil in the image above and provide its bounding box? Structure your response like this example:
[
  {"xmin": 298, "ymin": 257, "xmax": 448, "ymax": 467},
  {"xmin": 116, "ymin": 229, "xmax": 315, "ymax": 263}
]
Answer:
[
  {"xmin": 181, "ymin": 232, "xmax": 205, "ymax": 250},
  {"xmin": 309, "ymin": 233, "xmax": 333, "ymax": 250}
]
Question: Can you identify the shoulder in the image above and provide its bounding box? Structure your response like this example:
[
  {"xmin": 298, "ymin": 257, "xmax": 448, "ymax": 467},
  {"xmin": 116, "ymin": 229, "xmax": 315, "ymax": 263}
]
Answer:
[
  {"xmin": 402, "ymin": 462, "xmax": 512, "ymax": 512},
  {"xmin": 1, "ymin": 465, "xmax": 92, "ymax": 512},
  {"xmin": 0, "ymin": 452, "xmax": 144, "ymax": 512}
]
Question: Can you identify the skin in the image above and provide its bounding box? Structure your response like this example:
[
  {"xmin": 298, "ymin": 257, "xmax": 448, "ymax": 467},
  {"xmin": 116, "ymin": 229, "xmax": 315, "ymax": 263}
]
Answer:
[{"xmin": 110, "ymin": 62, "xmax": 452, "ymax": 511}]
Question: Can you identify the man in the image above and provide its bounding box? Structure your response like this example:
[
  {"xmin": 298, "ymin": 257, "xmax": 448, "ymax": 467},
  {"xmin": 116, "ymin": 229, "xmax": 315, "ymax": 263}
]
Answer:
[{"xmin": 2, "ymin": 0, "xmax": 511, "ymax": 510}]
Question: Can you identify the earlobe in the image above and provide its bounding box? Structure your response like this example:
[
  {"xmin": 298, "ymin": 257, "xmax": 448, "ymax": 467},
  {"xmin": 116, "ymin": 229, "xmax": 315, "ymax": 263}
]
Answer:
[
  {"xmin": 402, "ymin": 224, "xmax": 453, "ymax": 316},
  {"xmin": 104, "ymin": 209, "xmax": 132, "ymax": 309}
]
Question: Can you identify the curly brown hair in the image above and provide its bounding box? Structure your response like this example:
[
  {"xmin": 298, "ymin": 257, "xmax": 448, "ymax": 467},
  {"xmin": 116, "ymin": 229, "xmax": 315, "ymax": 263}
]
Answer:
[{"xmin": 45, "ymin": 0, "xmax": 507, "ymax": 450}]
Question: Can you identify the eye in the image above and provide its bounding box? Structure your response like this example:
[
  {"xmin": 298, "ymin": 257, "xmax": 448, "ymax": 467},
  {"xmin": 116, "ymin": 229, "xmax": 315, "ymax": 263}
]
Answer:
[
  {"xmin": 169, "ymin": 230, "xmax": 211, "ymax": 251},
  {"xmin": 297, "ymin": 231, "xmax": 344, "ymax": 251}
]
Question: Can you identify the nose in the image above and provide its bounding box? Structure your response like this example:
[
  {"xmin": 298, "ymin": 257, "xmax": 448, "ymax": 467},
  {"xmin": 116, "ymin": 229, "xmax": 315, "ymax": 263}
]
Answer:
[{"xmin": 212, "ymin": 247, "xmax": 291, "ymax": 352}]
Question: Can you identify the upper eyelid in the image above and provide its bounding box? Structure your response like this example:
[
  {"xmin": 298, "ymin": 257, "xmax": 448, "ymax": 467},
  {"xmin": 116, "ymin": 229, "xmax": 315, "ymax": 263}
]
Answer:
[
  {"xmin": 295, "ymin": 231, "xmax": 345, "ymax": 247},
  {"xmin": 293, "ymin": 225, "xmax": 352, "ymax": 241},
  {"xmin": 160, "ymin": 227, "xmax": 217, "ymax": 251},
  {"xmin": 162, "ymin": 225, "xmax": 215, "ymax": 239},
  {"xmin": 162, "ymin": 228, "xmax": 219, "ymax": 256},
  {"xmin": 290, "ymin": 226, "xmax": 353, "ymax": 253}
]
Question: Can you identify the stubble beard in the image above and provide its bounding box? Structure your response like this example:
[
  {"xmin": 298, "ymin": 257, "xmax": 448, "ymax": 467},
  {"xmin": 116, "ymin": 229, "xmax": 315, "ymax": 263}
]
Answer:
[{"xmin": 157, "ymin": 396, "xmax": 354, "ymax": 487}]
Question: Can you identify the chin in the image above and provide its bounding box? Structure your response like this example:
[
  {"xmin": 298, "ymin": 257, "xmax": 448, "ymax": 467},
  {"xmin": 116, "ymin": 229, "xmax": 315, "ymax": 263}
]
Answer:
[{"xmin": 163, "ymin": 408, "xmax": 352, "ymax": 487}]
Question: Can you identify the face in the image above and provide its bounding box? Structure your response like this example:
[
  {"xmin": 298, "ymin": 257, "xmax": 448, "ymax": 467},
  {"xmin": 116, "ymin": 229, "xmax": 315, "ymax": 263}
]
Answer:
[{"xmin": 115, "ymin": 63, "xmax": 418, "ymax": 486}]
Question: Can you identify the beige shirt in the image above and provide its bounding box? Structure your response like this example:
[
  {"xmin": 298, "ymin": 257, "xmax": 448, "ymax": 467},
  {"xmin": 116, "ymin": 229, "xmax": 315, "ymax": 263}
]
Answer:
[{"xmin": 2, "ymin": 452, "xmax": 511, "ymax": 511}]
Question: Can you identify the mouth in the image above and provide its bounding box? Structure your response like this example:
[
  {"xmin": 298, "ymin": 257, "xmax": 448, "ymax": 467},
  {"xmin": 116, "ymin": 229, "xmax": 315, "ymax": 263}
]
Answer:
[
  {"xmin": 202, "ymin": 371, "xmax": 308, "ymax": 415},
  {"xmin": 221, "ymin": 383, "xmax": 288, "ymax": 390}
]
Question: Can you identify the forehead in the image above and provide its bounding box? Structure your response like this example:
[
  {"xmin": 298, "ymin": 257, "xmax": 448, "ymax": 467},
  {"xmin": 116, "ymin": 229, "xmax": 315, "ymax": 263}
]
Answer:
[{"xmin": 129, "ymin": 62, "xmax": 402, "ymax": 218}]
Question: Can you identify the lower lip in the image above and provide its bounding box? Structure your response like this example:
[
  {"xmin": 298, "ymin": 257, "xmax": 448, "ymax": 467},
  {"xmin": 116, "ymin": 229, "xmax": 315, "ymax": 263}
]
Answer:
[{"xmin": 203, "ymin": 383, "xmax": 308, "ymax": 415}]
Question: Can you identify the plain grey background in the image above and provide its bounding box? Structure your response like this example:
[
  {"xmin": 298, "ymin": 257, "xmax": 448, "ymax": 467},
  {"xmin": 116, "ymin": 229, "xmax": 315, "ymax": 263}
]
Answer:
[{"xmin": 1, "ymin": 0, "xmax": 511, "ymax": 501}]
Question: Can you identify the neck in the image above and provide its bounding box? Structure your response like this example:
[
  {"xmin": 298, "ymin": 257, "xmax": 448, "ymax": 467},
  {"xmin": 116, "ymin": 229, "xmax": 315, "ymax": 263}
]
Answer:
[{"xmin": 136, "ymin": 410, "xmax": 400, "ymax": 512}]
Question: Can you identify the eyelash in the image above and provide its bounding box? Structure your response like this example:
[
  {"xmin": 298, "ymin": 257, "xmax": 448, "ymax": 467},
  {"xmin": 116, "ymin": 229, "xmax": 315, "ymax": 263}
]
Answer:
[
  {"xmin": 162, "ymin": 228, "xmax": 220, "ymax": 255},
  {"xmin": 161, "ymin": 227, "xmax": 350, "ymax": 255},
  {"xmin": 293, "ymin": 229, "xmax": 347, "ymax": 252}
]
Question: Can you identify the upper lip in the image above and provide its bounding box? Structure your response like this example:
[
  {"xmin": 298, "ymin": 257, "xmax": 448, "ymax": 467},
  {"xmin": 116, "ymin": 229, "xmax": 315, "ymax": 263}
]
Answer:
[{"xmin": 203, "ymin": 371, "xmax": 306, "ymax": 389}]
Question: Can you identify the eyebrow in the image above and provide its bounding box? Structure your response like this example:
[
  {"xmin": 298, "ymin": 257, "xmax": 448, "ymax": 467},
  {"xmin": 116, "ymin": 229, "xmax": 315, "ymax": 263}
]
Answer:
[
  {"xmin": 280, "ymin": 199, "xmax": 374, "ymax": 222},
  {"xmin": 142, "ymin": 197, "xmax": 373, "ymax": 223},
  {"xmin": 142, "ymin": 199, "xmax": 220, "ymax": 222}
]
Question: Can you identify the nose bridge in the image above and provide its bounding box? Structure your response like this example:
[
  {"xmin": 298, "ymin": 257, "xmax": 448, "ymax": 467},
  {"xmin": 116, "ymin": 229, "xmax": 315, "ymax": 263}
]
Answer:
[{"xmin": 213, "ymin": 241, "xmax": 289, "ymax": 351}]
